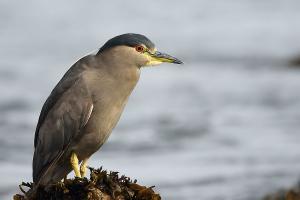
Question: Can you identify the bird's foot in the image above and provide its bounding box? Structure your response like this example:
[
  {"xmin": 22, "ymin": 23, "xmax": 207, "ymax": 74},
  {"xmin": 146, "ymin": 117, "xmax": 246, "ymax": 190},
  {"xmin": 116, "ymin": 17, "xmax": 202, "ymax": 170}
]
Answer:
[
  {"xmin": 70, "ymin": 152, "xmax": 81, "ymax": 178},
  {"xmin": 80, "ymin": 164, "xmax": 86, "ymax": 177},
  {"xmin": 80, "ymin": 158, "xmax": 89, "ymax": 177}
]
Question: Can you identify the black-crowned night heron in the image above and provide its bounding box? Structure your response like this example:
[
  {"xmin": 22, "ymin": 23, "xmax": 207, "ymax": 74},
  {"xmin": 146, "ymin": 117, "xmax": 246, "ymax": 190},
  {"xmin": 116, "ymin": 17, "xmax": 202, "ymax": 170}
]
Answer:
[{"xmin": 33, "ymin": 33, "xmax": 182, "ymax": 187}]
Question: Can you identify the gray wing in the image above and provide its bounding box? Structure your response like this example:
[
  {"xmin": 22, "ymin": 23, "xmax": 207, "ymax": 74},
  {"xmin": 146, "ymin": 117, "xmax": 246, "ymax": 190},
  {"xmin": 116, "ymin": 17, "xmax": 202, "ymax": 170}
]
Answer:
[
  {"xmin": 34, "ymin": 58, "xmax": 88, "ymax": 147},
  {"xmin": 33, "ymin": 66, "xmax": 94, "ymax": 183}
]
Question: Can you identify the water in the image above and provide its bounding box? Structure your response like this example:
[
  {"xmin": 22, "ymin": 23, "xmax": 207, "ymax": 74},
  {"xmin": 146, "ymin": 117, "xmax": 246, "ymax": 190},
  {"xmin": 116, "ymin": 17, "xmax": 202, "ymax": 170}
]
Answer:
[{"xmin": 1, "ymin": 0, "xmax": 300, "ymax": 199}]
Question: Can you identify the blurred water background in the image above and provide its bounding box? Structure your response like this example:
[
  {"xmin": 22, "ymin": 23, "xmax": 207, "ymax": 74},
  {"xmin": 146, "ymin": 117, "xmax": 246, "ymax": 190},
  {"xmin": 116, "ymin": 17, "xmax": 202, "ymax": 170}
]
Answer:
[{"xmin": 1, "ymin": 0, "xmax": 300, "ymax": 199}]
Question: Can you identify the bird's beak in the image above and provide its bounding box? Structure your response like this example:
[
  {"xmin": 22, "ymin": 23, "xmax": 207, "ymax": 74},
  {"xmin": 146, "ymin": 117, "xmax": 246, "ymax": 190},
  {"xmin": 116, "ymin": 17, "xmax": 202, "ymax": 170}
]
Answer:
[{"xmin": 146, "ymin": 50, "xmax": 183, "ymax": 66}]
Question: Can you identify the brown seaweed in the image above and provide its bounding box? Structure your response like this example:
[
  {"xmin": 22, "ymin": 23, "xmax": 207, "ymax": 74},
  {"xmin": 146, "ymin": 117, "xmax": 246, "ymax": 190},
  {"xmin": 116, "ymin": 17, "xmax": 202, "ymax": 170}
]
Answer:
[
  {"xmin": 13, "ymin": 167, "xmax": 161, "ymax": 200},
  {"xmin": 263, "ymin": 184, "xmax": 300, "ymax": 200}
]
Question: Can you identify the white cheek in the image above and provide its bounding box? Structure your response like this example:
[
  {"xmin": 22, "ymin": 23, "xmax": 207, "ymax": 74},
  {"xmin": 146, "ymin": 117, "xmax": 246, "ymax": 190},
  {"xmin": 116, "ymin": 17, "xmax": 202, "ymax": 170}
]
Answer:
[{"xmin": 142, "ymin": 54, "xmax": 162, "ymax": 67}]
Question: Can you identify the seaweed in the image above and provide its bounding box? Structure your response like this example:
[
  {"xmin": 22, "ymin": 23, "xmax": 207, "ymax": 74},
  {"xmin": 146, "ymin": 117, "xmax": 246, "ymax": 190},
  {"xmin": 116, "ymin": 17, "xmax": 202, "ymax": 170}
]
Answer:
[
  {"xmin": 13, "ymin": 167, "xmax": 161, "ymax": 200},
  {"xmin": 263, "ymin": 183, "xmax": 300, "ymax": 200}
]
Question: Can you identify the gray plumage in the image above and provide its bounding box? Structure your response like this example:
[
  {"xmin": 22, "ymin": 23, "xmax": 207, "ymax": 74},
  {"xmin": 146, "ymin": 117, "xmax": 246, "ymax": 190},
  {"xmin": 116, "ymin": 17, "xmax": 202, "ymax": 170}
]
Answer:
[{"xmin": 32, "ymin": 33, "xmax": 182, "ymax": 186}]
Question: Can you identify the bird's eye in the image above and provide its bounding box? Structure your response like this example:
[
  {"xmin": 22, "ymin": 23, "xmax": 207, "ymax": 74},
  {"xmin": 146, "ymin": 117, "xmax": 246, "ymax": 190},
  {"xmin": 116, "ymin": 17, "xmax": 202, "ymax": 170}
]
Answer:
[{"xmin": 135, "ymin": 45, "xmax": 145, "ymax": 53}]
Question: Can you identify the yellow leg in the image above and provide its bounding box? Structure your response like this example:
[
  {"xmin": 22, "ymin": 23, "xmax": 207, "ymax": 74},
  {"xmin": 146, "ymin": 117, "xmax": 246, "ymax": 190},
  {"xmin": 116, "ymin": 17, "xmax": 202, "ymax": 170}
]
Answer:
[
  {"xmin": 70, "ymin": 152, "xmax": 81, "ymax": 178},
  {"xmin": 80, "ymin": 158, "xmax": 89, "ymax": 177}
]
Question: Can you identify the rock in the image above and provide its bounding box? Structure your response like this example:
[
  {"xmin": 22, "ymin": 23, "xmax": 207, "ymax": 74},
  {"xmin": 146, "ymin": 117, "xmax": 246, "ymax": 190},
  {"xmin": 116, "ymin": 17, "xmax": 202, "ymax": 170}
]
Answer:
[
  {"xmin": 263, "ymin": 186, "xmax": 300, "ymax": 200},
  {"xmin": 13, "ymin": 167, "xmax": 161, "ymax": 200}
]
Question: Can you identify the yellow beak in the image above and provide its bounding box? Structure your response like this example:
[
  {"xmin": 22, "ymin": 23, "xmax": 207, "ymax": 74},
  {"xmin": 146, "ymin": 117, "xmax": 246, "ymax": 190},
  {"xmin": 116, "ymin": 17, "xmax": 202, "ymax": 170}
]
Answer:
[{"xmin": 146, "ymin": 50, "xmax": 183, "ymax": 66}]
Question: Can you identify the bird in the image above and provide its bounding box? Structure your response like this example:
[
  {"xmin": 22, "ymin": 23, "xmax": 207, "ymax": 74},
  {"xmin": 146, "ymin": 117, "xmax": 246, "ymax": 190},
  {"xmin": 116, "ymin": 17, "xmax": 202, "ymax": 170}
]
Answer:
[{"xmin": 32, "ymin": 33, "xmax": 183, "ymax": 187}]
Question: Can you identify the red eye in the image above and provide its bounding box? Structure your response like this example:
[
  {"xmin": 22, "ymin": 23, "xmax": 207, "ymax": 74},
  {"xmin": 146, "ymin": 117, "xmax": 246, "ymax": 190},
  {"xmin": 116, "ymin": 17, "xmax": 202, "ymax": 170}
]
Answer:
[{"xmin": 135, "ymin": 45, "xmax": 144, "ymax": 52}]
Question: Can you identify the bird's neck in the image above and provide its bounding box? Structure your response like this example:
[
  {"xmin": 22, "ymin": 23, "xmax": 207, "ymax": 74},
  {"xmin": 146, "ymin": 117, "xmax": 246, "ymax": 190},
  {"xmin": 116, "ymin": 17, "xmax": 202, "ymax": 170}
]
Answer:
[{"xmin": 95, "ymin": 49, "xmax": 141, "ymax": 83}]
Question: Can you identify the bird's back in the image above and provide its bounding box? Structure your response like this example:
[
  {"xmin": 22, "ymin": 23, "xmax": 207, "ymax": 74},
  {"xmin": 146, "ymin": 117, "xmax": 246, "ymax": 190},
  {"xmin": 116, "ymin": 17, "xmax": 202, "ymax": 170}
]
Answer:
[{"xmin": 34, "ymin": 55, "xmax": 95, "ymax": 147}]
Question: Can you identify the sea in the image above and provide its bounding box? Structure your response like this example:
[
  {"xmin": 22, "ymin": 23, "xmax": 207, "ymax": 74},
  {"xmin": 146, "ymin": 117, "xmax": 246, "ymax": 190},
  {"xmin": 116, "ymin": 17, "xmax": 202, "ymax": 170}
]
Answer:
[{"xmin": 1, "ymin": 0, "xmax": 300, "ymax": 199}]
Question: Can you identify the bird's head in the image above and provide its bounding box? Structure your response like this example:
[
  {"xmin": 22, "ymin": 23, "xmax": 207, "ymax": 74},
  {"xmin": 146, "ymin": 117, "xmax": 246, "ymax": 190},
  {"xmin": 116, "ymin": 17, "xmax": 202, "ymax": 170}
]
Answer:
[{"xmin": 97, "ymin": 33, "xmax": 183, "ymax": 68}]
